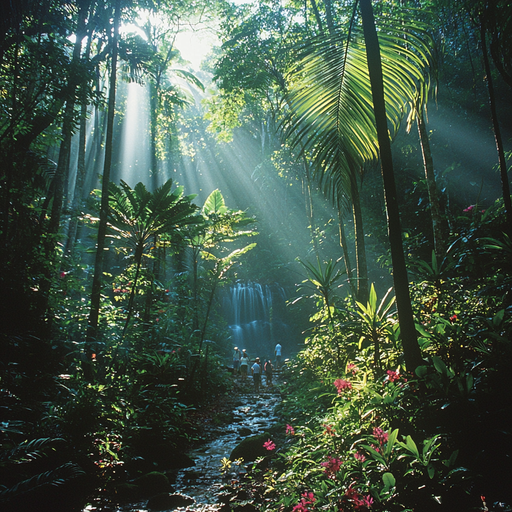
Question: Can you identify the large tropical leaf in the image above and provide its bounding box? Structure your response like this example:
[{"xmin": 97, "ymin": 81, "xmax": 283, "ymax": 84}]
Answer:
[{"xmin": 285, "ymin": 8, "xmax": 434, "ymax": 203}]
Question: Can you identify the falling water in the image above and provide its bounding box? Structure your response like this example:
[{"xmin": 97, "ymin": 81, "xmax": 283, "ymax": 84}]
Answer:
[{"xmin": 223, "ymin": 282, "xmax": 290, "ymax": 361}]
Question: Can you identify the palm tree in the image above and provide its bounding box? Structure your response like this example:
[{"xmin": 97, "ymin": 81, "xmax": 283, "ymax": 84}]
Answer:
[
  {"xmin": 359, "ymin": 0, "xmax": 423, "ymax": 371},
  {"xmin": 286, "ymin": 1, "xmax": 431, "ymax": 371},
  {"xmin": 106, "ymin": 178, "xmax": 199, "ymax": 337}
]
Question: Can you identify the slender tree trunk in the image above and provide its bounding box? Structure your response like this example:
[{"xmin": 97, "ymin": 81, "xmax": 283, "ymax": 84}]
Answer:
[
  {"xmin": 322, "ymin": 0, "xmax": 335, "ymax": 34},
  {"xmin": 47, "ymin": 1, "xmax": 88, "ymax": 241},
  {"xmin": 87, "ymin": 0, "xmax": 121, "ymax": 345},
  {"xmin": 310, "ymin": 0, "xmax": 324, "ymax": 33},
  {"xmin": 360, "ymin": 0, "xmax": 423, "ymax": 372},
  {"xmin": 150, "ymin": 79, "xmax": 159, "ymax": 190},
  {"xmin": 303, "ymin": 154, "xmax": 321, "ymax": 258},
  {"xmin": 416, "ymin": 105, "xmax": 448, "ymax": 258},
  {"xmin": 480, "ymin": 19, "xmax": 512, "ymax": 238},
  {"xmin": 338, "ymin": 208, "xmax": 357, "ymax": 297},
  {"xmin": 65, "ymin": 34, "xmax": 93, "ymax": 258}
]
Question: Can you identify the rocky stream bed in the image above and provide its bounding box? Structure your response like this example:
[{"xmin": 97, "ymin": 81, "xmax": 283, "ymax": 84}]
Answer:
[{"xmin": 85, "ymin": 376, "xmax": 283, "ymax": 512}]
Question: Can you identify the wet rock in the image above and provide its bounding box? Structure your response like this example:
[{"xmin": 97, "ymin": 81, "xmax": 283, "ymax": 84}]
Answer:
[
  {"xmin": 182, "ymin": 469, "xmax": 201, "ymax": 481},
  {"xmin": 130, "ymin": 438, "xmax": 195, "ymax": 470},
  {"xmin": 131, "ymin": 471, "xmax": 173, "ymax": 497},
  {"xmin": 147, "ymin": 492, "xmax": 195, "ymax": 510},
  {"xmin": 229, "ymin": 432, "xmax": 273, "ymax": 462},
  {"xmin": 124, "ymin": 455, "xmax": 155, "ymax": 477},
  {"xmin": 115, "ymin": 482, "xmax": 141, "ymax": 502},
  {"xmin": 239, "ymin": 427, "xmax": 252, "ymax": 436}
]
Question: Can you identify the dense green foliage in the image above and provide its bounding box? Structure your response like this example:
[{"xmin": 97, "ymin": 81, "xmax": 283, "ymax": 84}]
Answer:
[{"xmin": 1, "ymin": 0, "xmax": 511, "ymax": 510}]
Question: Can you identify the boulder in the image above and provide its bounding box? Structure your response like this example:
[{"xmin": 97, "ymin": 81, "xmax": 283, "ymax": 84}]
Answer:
[
  {"xmin": 229, "ymin": 432, "xmax": 273, "ymax": 462},
  {"xmin": 131, "ymin": 471, "xmax": 172, "ymax": 497}
]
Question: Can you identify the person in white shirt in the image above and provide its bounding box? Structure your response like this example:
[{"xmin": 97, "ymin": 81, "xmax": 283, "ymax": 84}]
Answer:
[
  {"xmin": 274, "ymin": 343, "xmax": 282, "ymax": 368},
  {"xmin": 240, "ymin": 352, "xmax": 250, "ymax": 382},
  {"xmin": 251, "ymin": 357, "xmax": 262, "ymax": 393}
]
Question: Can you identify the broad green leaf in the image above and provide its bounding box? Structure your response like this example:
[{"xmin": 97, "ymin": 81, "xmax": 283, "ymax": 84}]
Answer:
[{"xmin": 382, "ymin": 472, "xmax": 396, "ymax": 488}]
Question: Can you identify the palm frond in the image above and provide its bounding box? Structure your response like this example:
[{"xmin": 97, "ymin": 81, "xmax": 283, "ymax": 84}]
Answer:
[{"xmin": 285, "ymin": 9, "xmax": 434, "ymax": 204}]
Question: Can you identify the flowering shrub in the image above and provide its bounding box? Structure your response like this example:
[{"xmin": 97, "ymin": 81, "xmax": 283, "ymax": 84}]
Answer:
[
  {"xmin": 334, "ymin": 378, "xmax": 352, "ymax": 393},
  {"xmin": 293, "ymin": 492, "xmax": 316, "ymax": 512},
  {"xmin": 320, "ymin": 455, "xmax": 342, "ymax": 478}
]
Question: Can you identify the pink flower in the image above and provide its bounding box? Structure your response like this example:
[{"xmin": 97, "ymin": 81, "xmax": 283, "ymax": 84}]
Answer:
[
  {"xmin": 60, "ymin": 271, "xmax": 66, "ymax": 278},
  {"xmin": 301, "ymin": 492, "xmax": 315, "ymax": 504},
  {"xmin": 263, "ymin": 439, "xmax": 276, "ymax": 451},
  {"xmin": 373, "ymin": 427, "xmax": 388, "ymax": 444},
  {"xmin": 334, "ymin": 379, "xmax": 352, "ymax": 394},
  {"xmin": 354, "ymin": 452, "xmax": 366, "ymax": 463},
  {"xmin": 286, "ymin": 424, "xmax": 295, "ymax": 435},
  {"xmin": 463, "ymin": 205, "xmax": 475, "ymax": 213},
  {"xmin": 354, "ymin": 495, "xmax": 374, "ymax": 510},
  {"xmin": 386, "ymin": 370, "xmax": 400, "ymax": 383},
  {"xmin": 345, "ymin": 486, "xmax": 373, "ymax": 510},
  {"xmin": 293, "ymin": 492, "xmax": 315, "ymax": 512},
  {"xmin": 321, "ymin": 456, "xmax": 342, "ymax": 478}
]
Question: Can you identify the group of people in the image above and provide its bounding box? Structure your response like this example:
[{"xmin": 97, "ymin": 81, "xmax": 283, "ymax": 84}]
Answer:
[{"xmin": 232, "ymin": 343, "xmax": 282, "ymax": 393}]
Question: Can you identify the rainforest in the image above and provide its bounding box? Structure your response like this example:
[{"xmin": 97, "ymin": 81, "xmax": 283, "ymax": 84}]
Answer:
[{"xmin": 1, "ymin": 0, "xmax": 511, "ymax": 511}]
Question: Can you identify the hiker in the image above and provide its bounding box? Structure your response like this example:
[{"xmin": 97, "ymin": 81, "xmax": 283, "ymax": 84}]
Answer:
[
  {"xmin": 274, "ymin": 342, "xmax": 282, "ymax": 368},
  {"xmin": 240, "ymin": 351, "xmax": 250, "ymax": 382},
  {"xmin": 233, "ymin": 346, "xmax": 241, "ymax": 374},
  {"xmin": 251, "ymin": 357, "xmax": 262, "ymax": 393},
  {"xmin": 264, "ymin": 359, "xmax": 273, "ymax": 387}
]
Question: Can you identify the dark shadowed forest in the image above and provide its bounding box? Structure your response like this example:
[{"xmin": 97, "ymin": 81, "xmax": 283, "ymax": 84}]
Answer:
[{"xmin": 1, "ymin": 0, "xmax": 512, "ymax": 511}]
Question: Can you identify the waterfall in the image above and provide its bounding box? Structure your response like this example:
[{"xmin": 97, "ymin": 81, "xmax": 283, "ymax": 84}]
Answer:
[{"xmin": 223, "ymin": 282, "xmax": 290, "ymax": 361}]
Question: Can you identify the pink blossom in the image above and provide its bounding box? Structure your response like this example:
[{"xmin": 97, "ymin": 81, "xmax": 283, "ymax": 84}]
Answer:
[
  {"xmin": 353, "ymin": 495, "xmax": 374, "ymax": 510},
  {"xmin": 321, "ymin": 456, "xmax": 342, "ymax": 478},
  {"xmin": 293, "ymin": 492, "xmax": 315, "ymax": 512},
  {"xmin": 334, "ymin": 379, "xmax": 352, "ymax": 394},
  {"xmin": 286, "ymin": 424, "xmax": 295, "ymax": 435},
  {"xmin": 345, "ymin": 486, "xmax": 373, "ymax": 510},
  {"xmin": 354, "ymin": 452, "xmax": 366, "ymax": 463},
  {"xmin": 463, "ymin": 205, "xmax": 475, "ymax": 213},
  {"xmin": 373, "ymin": 427, "xmax": 388, "ymax": 444},
  {"xmin": 386, "ymin": 370, "xmax": 400, "ymax": 383},
  {"xmin": 263, "ymin": 439, "xmax": 276, "ymax": 451}
]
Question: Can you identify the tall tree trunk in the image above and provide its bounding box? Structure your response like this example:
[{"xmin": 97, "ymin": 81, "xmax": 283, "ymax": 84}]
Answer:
[
  {"xmin": 47, "ymin": 1, "xmax": 88, "ymax": 241},
  {"xmin": 480, "ymin": 18, "xmax": 512, "ymax": 238},
  {"xmin": 416, "ymin": 105, "xmax": 448, "ymax": 258},
  {"xmin": 360, "ymin": 0, "xmax": 423, "ymax": 372},
  {"xmin": 338, "ymin": 208, "xmax": 357, "ymax": 297},
  {"xmin": 40, "ymin": 0, "xmax": 88, "ymax": 317},
  {"xmin": 65, "ymin": 33, "xmax": 93, "ymax": 258},
  {"xmin": 310, "ymin": 0, "xmax": 324, "ymax": 33},
  {"xmin": 150, "ymin": 79, "xmax": 159, "ymax": 190},
  {"xmin": 87, "ymin": 0, "xmax": 121, "ymax": 346},
  {"xmin": 303, "ymin": 154, "xmax": 321, "ymax": 258}
]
